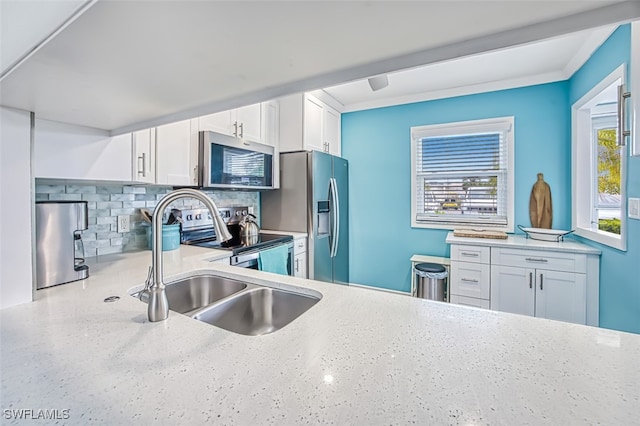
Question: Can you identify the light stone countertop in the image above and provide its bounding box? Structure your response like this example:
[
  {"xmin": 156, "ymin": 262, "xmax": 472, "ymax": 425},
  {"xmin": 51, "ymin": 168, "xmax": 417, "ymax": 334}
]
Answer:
[
  {"xmin": 1, "ymin": 245, "xmax": 638, "ymax": 425},
  {"xmin": 446, "ymin": 232, "xmax": 602, "ymax": 255}
]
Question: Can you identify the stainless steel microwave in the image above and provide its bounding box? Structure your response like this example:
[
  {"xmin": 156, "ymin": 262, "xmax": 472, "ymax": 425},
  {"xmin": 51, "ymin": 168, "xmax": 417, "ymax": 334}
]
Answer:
[{"xmin": 198, "ymin": 131, "xmax": 275, "ymax": 190}]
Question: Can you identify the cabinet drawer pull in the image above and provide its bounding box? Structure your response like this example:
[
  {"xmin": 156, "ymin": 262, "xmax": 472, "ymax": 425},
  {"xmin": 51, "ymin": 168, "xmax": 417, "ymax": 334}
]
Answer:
[
  {"xmin": 461, "ymin": 278, "xmax": 479, "ymax": 284},
  {"xmin": 525, "ymin": 257, "xmax": 548, "ymax": 263},
  {"xmin": 540, "ymin": 274, "xmax": 543, "ymax": 290},
  {"xmin": 461, "ymin": 252, "xmax": 479, "ymax": 257},
  {"xmin": 529, "ymin": 272, "xmax": 533, "ymax": 289},
  {"xmin": 297, "ymin": 243, "xmax": 304, "ymax": 248}
]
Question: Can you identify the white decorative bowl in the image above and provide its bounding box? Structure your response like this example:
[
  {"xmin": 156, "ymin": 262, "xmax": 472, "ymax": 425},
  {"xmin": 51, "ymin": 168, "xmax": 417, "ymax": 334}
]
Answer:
[{"xmin": 518, "ymin": 225, "xmax": 574, "ymax": 242}]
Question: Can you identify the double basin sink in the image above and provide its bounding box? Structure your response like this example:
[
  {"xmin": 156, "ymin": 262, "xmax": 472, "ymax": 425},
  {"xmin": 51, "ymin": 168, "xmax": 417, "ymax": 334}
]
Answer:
[{"xmin": 135, "ymin": 274, "xmax": 320, "ymax": 336}]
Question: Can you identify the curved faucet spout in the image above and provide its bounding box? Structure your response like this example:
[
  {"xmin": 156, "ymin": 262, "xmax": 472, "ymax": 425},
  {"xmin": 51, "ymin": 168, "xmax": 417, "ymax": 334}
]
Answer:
[{"xmin": 148, "ymin": 188, "xmax": 232, "ymax": 322}]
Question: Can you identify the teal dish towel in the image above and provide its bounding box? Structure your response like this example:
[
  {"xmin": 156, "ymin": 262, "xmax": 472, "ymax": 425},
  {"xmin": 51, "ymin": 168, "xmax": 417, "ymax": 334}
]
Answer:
[{"xmin": 258, "ymin": 245, "xmax": 289, "ymax": 275}]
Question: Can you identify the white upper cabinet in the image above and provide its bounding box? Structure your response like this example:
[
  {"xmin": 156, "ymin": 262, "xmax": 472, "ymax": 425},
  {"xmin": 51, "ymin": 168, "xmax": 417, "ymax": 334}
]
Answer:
[
  {"xmin": 279, "ymin": 92, "xmax": 342, "ymax": 156},
  {"xmin": 235, "ymin": 103, "xmax": 262, "ymax": 142},
  {"xmin": 199, "ymin": 102, "xmax": 265, "ymax": 144},
  {"xmin": 155, "ymin": 119, "xmax": 199, "ymax": 186},
  {"xmin": 262, "ymin": 100, "xmax": 280, "ymax": 147},
  {"xmin": 34, "ymin": 118, "xmax": 135, "ymax": 182},
  {"xmin": 324, "ymin": 104, "xmax": 341, "ymax": 156},
  {"xmin": 198, "ymin": 110, "xmax": 233, "ymax": 135},
  {"xmin": 132, "ymin": 128, "xmax": 155, "ymax": 184},
  {"xmin": 302, "ymin": 94, "xmax": 324, "ymax": 152}
]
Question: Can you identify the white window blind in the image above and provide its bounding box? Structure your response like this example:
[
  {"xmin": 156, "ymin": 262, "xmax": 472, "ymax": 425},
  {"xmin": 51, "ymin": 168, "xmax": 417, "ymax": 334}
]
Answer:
[{"xmin": 411, "ymin": 117, "xmax": 513, "ymax": 230}]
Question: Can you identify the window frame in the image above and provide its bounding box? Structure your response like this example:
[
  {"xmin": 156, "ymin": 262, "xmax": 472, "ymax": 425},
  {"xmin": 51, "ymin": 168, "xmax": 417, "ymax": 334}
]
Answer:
[
  {"xmin": 410, "ymin": 116, "xmax": 515, "ymax": 232},
  {"xmin": 571, "ymin": 64, "xmax": 627, "ymax": 251}
]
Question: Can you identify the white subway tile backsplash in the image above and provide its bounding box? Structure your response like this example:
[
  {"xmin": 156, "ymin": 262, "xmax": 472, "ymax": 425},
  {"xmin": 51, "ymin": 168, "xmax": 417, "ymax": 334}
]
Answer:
[
  {"xmin": 97, "ymin": 185, "xmax": 122, "ymax": 194},
  {"xmin": 96, "ymin": 216, "xmax": 117, "ymax": 225},
  {"xmin": 97, "ymin": 231, "xmax": 122, "ymax": 240},
  {"xmin": 82, "ymin": 194, "xmax": 110, "ymax": 202},
  {"xmin": 35, "ymin": 184, "xmax": 66, "ymax": 194},
  {"xmin": 110, "ymin": 208, "xmax": 136, "ymax": 216},
  {"xmin": 50, "ymin": 194, "xmax": 82, "ymax": 201},
  {"xmin": 123, "ymin": 201, "xmax": 146, "ymax": 208},
  {"xmin": 66, "ymin": 185, "xmax": 96, "ymax": 194},
  {"xmin": 96, "ymin": 201, "xmax": 123, "ymax": 209},
  {"xmin": 110, "ymin": 194, "xmax": 135, "ymax": 201},
  {"xmin": 97, "ymin": 246, "xmax": 124, "ymax": 256},
  {"xmin": 36, "ymin": 181, "xmax": 258, "ymax": 258},
  {"xmin": 123, "ymin": 186, "xmax": 146, "ymax": 194}
]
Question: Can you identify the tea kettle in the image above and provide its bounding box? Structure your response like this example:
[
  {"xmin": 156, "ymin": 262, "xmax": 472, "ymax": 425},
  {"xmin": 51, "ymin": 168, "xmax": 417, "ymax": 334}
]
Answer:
[{"xmin": 238, "ymin": 213, "xmax": 260, "ymax": 245}]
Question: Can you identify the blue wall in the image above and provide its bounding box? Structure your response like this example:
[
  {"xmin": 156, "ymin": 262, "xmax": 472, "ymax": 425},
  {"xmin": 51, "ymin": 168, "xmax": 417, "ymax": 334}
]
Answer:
[
  {"xmin": 342, "ymin": 82, "xmax": 571, "ymax": 292},
  {"xmin": 342, "ymin": 24, "xmax": 640, "ymax": 334},
  {"xmin": 568, "ymin": 24, "xmax": 640, "ymax": 334}
]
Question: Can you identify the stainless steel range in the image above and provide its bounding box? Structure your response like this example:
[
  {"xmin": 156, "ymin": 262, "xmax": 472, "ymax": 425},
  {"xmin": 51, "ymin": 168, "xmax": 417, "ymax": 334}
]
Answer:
[{"xmin": 180, "ymin": 206, "xmax": 294, "ymax": 275}]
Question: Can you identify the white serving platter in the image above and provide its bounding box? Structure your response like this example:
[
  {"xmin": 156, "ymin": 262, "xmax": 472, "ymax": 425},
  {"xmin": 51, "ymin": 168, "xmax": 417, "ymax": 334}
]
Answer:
[{"xmin": 517, "ymin": 225, "xmax": 574, "ymax": 242}]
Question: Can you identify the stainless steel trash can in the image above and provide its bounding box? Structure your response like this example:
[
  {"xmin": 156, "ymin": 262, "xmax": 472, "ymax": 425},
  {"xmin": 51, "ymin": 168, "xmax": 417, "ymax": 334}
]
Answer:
[{"xmin": 414, "ymin": 262, "xmax": 447, "ymax": 301}]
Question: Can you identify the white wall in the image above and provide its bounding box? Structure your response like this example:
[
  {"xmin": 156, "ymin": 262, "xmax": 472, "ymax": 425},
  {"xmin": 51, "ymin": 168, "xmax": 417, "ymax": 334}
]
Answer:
[{"xmin": 0, "ymin": 106, "xmax": 33, "ymax": 308}]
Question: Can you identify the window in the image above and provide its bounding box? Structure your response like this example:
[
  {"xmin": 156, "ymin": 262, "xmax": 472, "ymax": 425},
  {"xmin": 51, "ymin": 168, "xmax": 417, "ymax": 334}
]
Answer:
[
  {"xmin": 411, "ymin": 117, "xmax": 514, "ymax": 231},
  {"xmin": 572, "ymin": 65, "xmax": 627, "ymax": 250}
]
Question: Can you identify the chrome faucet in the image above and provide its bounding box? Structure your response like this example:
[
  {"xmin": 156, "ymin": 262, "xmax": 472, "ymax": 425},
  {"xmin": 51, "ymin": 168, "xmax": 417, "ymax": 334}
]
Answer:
[{"xmin": 147, "ymin": 188, "xmax": 233, "ymax": 322}]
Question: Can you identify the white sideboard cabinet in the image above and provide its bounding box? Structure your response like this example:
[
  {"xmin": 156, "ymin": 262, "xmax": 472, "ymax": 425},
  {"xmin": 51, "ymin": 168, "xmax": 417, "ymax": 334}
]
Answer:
[{"xmin": 446, "ymin": 233, "xmax": 600, "ymax": 326}]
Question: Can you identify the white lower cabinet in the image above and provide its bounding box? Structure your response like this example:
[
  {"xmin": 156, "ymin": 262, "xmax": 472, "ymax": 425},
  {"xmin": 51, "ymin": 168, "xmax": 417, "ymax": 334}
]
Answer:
[
  {"xmin": 449, "ymin": 294, "xmax": 490, "ymax": 309},
  {"xmin": 447, "ymin": 234, "xmax": 600, "ymax": 326},
  {"xmin": 293, "ymin": 236, "xmax": 307, "ymax": 278},
  {"xmin": 490, "ymin": 247, "xmax": 588, "ymax": 324},
  {"xmin": 449, "ymin": 244, "xmax": 490, "ymax": 307},
  {"xmin": 491, "ymin": 265, "xmax": 587, "ymax": 324}
]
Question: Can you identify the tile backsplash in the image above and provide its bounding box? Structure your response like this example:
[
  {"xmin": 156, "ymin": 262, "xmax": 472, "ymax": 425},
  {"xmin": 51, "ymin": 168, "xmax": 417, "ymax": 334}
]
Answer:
[{"xmin": 35, "ymin": 182, "xmax": 259, "ymax": 257}]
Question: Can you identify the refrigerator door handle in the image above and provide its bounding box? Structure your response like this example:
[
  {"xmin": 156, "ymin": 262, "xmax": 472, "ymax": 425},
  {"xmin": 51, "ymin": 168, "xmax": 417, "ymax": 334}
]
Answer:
[{"xmin": 329, "ymin": 177, "xmax": 340, "ymax": 258}]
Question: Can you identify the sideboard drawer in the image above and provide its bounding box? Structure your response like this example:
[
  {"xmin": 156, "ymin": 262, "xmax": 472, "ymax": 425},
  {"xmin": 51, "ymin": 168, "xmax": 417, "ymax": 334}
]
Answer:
[
  {"xmin": 491, "ymin": 247, "xmax": 586, "ymax": 273},
  {"xmin": 451, "ymin": 244, "xmax": 490, "ymax": 264},
  {"xmin": 450, "ymin": 261, "xmax": 490, "ymax": 300},
  {"xmin": 450, "ymin": 294, "xmax": 490, "ymax": 309}
]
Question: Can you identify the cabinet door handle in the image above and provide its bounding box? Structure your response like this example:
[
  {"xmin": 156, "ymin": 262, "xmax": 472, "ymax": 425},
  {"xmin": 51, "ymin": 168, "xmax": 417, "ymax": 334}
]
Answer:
[
  {"xmin": 138, "ymin": 153, "xmax": 146, "ymax": 177},
  {"xmin": 233, "ymin": 121, "xmax": 238, "ymax": 137},
  {"xmin": 461, "ymin": 278, "xmax": 479, "ymax": 284},
  {"xmin": 295, "ymin": 258, "xmax": 299, "ymax": 272},
  {"xmin": 193, "ymin": 165, "xmax": 198, "ymax": 184},
  {"xmin": 525, "ymin": 257, "xmax": 548, "ymax": 263},
  {"xmin": 239, "ymin": 122, "xmax": 244, "ymax": 139},
  {"xmin": 529, "ymin": 272, "xmax": 533, "ymax": 289},
  {"xmin": 461, "ymin": 252, "xmax": 479, "ymax": 257},
  {"xmin": 540, "ymin": 273, "xmax": 543, "ymax": 290}
]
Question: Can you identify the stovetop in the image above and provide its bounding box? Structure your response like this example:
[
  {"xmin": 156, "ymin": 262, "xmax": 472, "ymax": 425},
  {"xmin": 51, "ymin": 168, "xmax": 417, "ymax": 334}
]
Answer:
[
  {"xmin": 179, "ymin": 206, "xmax": 292, "ymax": 255},
  {"xmin": 182, "ymin": 230, "xmax": 292, "ymax": 255}
]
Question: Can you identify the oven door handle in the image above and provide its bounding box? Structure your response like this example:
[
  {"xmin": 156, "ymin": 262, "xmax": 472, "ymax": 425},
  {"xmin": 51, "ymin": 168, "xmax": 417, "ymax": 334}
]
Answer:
[
  {"xmin": 231, "ymin": 251, "xmax": 260, "ymax": 265},
  {"xmin": 231, "ymin": 242, "xmax": 294, "ymax": 266}
]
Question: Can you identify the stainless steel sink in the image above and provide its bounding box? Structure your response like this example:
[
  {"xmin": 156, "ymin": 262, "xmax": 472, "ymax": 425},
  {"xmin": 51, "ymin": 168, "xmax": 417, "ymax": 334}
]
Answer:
[
  {"xmin": 194, "ymin": 287, "xmax": 320, "ymax": 336},
  {"xmin": 136, "ymin": 274, "xmax": 247, "ymax": 315},
  {"xmin": 133, "ymin": 273, "xmax": 320, "ymax": 335}
]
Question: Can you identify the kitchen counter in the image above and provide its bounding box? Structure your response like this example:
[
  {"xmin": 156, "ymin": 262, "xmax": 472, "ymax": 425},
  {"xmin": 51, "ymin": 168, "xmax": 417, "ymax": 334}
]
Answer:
[
  {"xmin": 1, "ymin": 246, "xmax": 639, "ymax": 424},
  {"xmin": 445, "ymin": 232, "xmax": 601, "ymax": 254}
]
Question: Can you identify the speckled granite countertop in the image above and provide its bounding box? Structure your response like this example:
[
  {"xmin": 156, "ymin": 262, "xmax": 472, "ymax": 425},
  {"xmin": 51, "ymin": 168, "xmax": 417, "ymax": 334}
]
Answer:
[{"xmin": 1, "ymin": 246, "xmax": 638, "ymax": 424}]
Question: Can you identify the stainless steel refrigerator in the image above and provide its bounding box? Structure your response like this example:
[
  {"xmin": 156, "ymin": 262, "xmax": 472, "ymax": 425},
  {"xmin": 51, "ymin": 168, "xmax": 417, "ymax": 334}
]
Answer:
[{"xmin": 262, "ymin": 151, "xmax": 348, "ymax": 285}]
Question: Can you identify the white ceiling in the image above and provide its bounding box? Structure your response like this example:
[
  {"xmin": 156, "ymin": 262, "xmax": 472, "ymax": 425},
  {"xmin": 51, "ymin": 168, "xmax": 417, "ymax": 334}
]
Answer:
[
  {"xmin": 323, "ymin": 25, "xmax": 618, "ymax": 112},
  {"xmin": 1, "ymin": 0, "xmax": 638, "ymax": 134}
]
